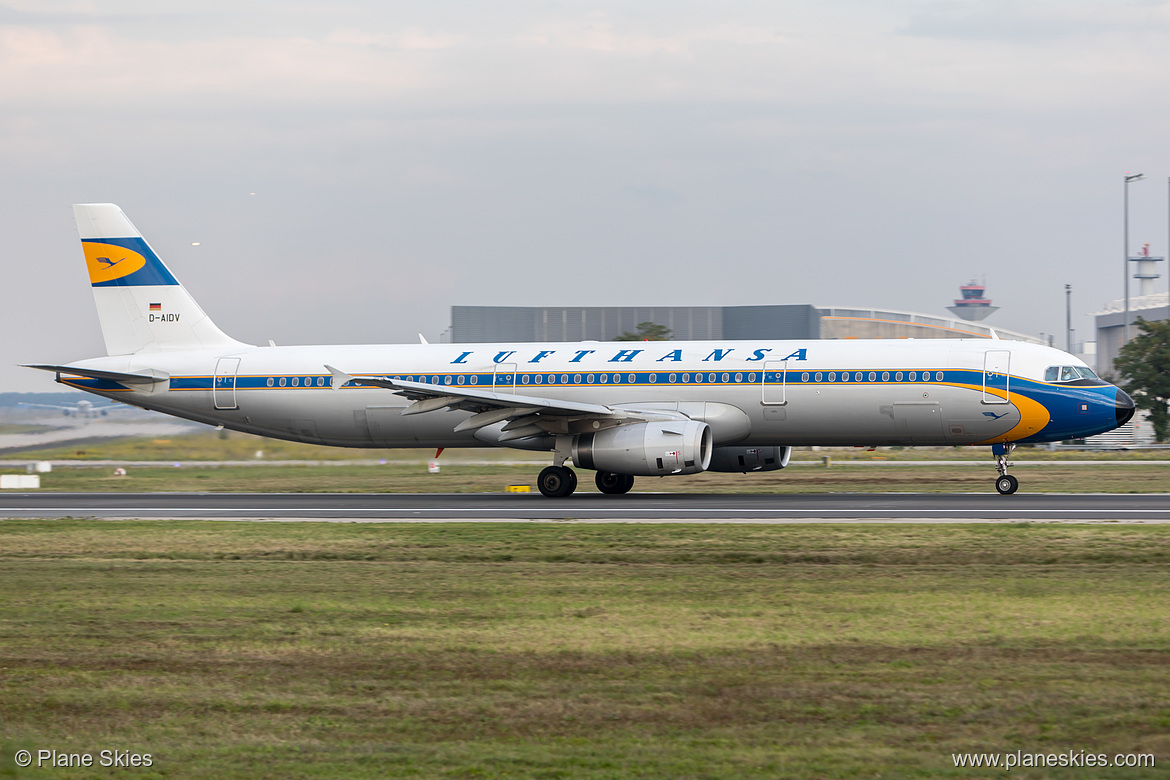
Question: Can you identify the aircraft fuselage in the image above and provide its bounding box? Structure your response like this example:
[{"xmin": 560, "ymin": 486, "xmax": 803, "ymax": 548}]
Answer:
[{"xmin": 59, "ymin": 337, "xmax": 1128, "ymax": 450}]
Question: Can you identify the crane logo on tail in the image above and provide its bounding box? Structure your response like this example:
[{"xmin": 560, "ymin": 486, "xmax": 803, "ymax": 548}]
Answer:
[{"xmin": 83, "ymin": 241, "xmax": 147, "ymax": 284}]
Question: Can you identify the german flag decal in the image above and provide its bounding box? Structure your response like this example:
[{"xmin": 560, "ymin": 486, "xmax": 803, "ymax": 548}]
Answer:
[{"xmin": 149, "ymin": 303, "xmax": 162, "ymax": 311}]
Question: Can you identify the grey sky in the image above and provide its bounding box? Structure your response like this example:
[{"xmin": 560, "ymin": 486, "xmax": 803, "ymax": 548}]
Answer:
[{"xmin": 4, "ymin": 0, "xmax": 1170, "ymax": 391}]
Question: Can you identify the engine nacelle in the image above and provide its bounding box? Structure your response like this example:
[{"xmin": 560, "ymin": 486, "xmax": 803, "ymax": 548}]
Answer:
[
  {"xmin": 573, "ymin": 421, "xmax": 713, "ymax": 476},
  {"xmin": 707, "ymin": 446, "xmax": 792, "ymax": 473}
]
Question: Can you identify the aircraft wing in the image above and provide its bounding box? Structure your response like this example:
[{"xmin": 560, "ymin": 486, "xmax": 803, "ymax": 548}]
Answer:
[{"xmin": 325, "ymin": 365, "xmax": 678, "ymax": 441}]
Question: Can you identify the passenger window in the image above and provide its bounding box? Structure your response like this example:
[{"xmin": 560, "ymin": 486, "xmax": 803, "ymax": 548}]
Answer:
[{"xmin": 1044, "ymin": 367, "xmax": 1059, "ymax": 382}]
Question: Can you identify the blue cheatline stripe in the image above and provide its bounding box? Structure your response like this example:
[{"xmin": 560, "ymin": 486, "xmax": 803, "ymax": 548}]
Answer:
[
  {"xmin": 88, "ymin": 237, "xmax": 180, "ymax": 287},
  {"xmin": 147, "ymin": 366, "xmax": 1118, "ymax": 421},
  {"xmin": 167, "ymin": 368, "xmax": 959, "ymax": 391}
]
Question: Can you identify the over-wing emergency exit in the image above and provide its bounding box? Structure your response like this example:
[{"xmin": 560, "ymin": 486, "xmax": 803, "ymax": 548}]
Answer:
[{"xmin": 26, "ymin": 204, "xmax": 1135, "ymax": 496}]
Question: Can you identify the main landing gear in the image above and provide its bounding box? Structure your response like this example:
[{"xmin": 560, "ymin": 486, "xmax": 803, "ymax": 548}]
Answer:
[
  {"xmin": 993, "ymin": 443, "xmax": 1019, "ymax": 495},
  {"xmin": 535, "ymin": 466, "xmax": 635, "ymax": 497},
  {"xmin": 595, "ymin": 471, "xmax": 635, "ymax": 495},
  {"xmin": 537, "ymin": 438, "xmax": 636, "ymax": 498},
  {"xmin": 537, "ymin": 466, "xmax": 577, "ymax": 498}
]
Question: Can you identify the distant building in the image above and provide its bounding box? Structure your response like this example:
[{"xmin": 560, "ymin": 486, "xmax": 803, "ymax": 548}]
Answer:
[
  {"xmin": 449, "ymin": 304, "xmax": 1044, "ymax": 344},
  {"xmin": 947, "ymin": 280, "xmax": 998, "ymax": 322},
  {"xmin": 1093, "ymin": 291, "xmax": 1169, "ymax": 376},
  {"xmin": 1092, "ymin": 243, "xmax": 1167, "ymax": 375}
]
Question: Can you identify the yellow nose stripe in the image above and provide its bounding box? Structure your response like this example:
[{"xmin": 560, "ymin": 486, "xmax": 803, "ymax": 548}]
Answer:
[{"xmin": 976, "ymin": 387, "xmax": 1052, "ymax": 444}]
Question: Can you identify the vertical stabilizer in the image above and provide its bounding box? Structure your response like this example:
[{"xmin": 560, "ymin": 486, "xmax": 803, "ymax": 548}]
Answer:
[{"xmin": 74, "ymin": 204, "xmax": 249, "ymax": 355}]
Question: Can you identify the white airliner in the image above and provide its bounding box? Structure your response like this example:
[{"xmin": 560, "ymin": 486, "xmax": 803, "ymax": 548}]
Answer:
[
  {"xmin": 18, "ymin": 398, "xmax": 122, "ymax": 419},
  {"xmin": 26, "ymin": 204, "xmax": 1134, "ymax": 497}
]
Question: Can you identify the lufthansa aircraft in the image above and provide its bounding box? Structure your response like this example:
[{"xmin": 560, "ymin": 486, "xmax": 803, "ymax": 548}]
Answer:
[{"xmin": 26, "ymin": 204, "xmax": 1135, "ymax": 497}]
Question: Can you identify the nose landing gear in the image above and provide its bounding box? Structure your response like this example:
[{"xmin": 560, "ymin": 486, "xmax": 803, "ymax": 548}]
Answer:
[{"xmin": 993, "ymin": 443, "xmax": 1018, "ymax": 495}]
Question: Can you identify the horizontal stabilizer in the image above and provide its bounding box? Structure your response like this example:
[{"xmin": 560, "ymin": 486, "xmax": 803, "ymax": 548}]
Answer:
[{"xmin": 23, "ymin": 364, "xmax": 169, "ymax": 385}]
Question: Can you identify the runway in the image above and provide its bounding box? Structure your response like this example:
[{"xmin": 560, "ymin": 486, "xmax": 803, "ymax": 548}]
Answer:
[{"xmin": 0, "ymin": 492, "xmax": 1168, "ymax": 522}]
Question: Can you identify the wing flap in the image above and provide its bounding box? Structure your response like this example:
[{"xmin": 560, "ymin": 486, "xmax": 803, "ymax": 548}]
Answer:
[{"xmin": 453, "ymin": 407, "xmax": 539, "ymax": 433}]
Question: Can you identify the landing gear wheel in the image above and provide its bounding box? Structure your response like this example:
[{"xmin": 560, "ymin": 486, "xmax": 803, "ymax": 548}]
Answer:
[
  {"xmin": 992, "ymin": 443, "xmax": 1018, "ymax": 496},
  {"xmin": 995, "ymin": 474, "xmax": 1019, "ymax": 495},
  {"xmin": 538, "ymin": 466, "xmax": 576, "ymax": 498},
  {"xmin": 595, "ymin": 471, "xmax": 635, "ymax": 495}
]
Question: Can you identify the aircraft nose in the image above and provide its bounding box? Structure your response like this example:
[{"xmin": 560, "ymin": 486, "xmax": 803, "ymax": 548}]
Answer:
[{"xmin": 1116, "ymin": 388, "xmax": 1136, "ymax": 427}]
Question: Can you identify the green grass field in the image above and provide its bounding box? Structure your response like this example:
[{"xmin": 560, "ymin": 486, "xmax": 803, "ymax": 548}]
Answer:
[{"xmin": 1, "ymin": 521, "xmax": 1167, "ymax": 778}]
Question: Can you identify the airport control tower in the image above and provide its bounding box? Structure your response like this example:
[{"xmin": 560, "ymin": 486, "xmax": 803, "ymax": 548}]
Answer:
[
  {"xmin": 1131, "ymin": 243, "xmax": 1164, "ymax": 298},
  {"xmin": 947, "ymin": 279, "xmax": 998, "ymax": 321}
]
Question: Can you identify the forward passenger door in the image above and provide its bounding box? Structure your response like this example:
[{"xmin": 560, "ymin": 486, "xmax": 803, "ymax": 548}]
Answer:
[{"xmin": 983, "ymin": 350, "xmax": 1010, "ymax": 405}]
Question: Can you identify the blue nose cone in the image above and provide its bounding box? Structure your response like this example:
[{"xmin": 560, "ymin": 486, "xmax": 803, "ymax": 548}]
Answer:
[{"xmin": 1116, "ymin": 388, "xmax": 1136, "ymax": 428}]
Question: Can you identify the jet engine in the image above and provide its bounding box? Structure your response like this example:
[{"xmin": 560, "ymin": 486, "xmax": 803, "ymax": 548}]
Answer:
[
  {"xmin": 707, "ymin": 446, "xmax": 791, "ymax": 473},
  {"xmin": 572, "ymin": 421, "xmax": 713, "ymax": 476}
]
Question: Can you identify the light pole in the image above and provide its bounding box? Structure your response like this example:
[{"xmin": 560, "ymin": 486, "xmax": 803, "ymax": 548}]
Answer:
[
  {"xmin": 1065, "ymin": 283, "xmax": 1072, "ymax": 353},
  {"xmin": 1124, "ymin": 172, "xmax": 1145, "ymax": 346}
]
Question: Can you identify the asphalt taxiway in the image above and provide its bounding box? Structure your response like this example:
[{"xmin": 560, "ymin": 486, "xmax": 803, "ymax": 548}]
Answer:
[{"xmin": 0, "ymin": 492, "xmax": 1167, "ymax": 522}]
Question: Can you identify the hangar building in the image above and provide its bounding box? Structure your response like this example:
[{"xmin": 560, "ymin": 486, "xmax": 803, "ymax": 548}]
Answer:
[
  {"xmin": 448, "ymin": 304, "xmax": 1045, "ymax": 345},
  {"xmin": 1093, "ymin": 292, "xmax": 1169, "ymax": 377}
]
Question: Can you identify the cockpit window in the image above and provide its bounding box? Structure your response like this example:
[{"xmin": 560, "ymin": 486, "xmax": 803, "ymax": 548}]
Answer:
[{"xmin": 1045, "ymin": 365, "xmax": 1099, "ymax": 383}]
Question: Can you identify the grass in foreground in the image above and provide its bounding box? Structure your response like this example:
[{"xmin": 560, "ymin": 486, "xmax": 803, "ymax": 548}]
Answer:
[{"xmin": 1, "ymin": 521, "xmax": 1167, "ymax": 778}]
